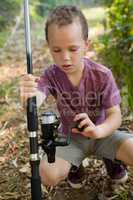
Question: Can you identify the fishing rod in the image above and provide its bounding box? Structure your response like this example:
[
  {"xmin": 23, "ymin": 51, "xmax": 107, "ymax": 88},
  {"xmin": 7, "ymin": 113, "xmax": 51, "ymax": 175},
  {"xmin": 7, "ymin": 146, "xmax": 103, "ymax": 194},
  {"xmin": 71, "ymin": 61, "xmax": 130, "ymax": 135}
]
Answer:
[
  {"xmin": 23, "ymin": 0, "xmax": 42, "ymax": 199},
  {"xmin": 23, "ymin": 0, "xmax": 78, "ymax": 198}
]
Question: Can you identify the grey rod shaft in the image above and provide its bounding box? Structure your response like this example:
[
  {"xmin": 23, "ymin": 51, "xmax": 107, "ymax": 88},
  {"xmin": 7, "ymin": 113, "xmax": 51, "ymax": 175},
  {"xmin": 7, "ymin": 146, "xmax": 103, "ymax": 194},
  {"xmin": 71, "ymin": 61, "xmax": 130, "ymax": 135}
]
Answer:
[{"xmin": 24, "ymin": 0, "xmax": 32, "ymax": 74}]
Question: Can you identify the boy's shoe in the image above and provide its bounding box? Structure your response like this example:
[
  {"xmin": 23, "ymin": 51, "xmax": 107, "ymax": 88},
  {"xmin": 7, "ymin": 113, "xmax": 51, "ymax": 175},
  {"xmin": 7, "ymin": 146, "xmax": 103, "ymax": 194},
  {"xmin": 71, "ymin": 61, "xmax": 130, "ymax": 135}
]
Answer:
[
  {"xmin": 103, "ymin": 158, "xmax": 128, "ymax": 184},
  {"xmin": 67, "ymin": 164, "xmax": 86, "ymax": 189}
]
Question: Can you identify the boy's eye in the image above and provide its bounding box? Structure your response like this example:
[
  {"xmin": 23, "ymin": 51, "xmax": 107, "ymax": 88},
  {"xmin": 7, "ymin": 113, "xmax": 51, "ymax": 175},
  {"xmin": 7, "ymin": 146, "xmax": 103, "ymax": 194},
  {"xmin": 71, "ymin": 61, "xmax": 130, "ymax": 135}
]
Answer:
[
  {"xmin": 53, "ymin": 49, "xmax": 61, "ymax": 53},
  {"xmin": 69, "ymin": 47, "xmax": 79, "ymax": 52},
  {"xmin": 52, "ymin": 47, "xmax": 79, "ymax": 53}
]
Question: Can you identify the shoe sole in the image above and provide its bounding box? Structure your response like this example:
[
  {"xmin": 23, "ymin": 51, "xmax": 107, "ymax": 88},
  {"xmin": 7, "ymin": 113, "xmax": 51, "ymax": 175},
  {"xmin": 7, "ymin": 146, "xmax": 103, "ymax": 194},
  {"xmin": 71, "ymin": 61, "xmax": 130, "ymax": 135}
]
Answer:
[
  {"xmin": 112, "ymin": 173, "xmax": 128, "ymax": 184},
  {"xmin": 67, "ymin": 179, "xmax": 86, "ymax": 189}
]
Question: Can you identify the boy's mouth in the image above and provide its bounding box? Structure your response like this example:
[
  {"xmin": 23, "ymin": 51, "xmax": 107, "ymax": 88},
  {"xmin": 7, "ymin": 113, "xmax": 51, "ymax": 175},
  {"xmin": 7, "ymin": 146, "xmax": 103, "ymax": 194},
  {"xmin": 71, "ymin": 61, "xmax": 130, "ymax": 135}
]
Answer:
[{"xmin": 62, "ymin": 64, "xmax": 72, "ymax": 69}]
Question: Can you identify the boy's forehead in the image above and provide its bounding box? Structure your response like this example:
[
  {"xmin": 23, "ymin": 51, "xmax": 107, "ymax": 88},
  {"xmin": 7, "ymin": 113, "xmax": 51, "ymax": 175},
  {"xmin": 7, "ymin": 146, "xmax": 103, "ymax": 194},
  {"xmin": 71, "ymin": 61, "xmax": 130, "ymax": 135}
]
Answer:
[{"xmin": 47, "ymin": 20, "xmax": 84, "ymax": 43}]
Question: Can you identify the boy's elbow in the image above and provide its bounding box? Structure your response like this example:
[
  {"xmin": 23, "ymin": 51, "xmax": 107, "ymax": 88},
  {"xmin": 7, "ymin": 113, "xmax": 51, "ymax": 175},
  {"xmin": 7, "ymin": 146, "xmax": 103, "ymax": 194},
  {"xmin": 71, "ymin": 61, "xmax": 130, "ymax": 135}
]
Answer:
[
  {"xmin": 118, "ymin": 110, "xmax": 122, "ymax": 127},
  {"xmin": 106, "ymin": 105, "xmax": 122, "ymax": 128},
  {"xmin": 115, "ymin": 106, "xmax": 122, "ymax": 128}
]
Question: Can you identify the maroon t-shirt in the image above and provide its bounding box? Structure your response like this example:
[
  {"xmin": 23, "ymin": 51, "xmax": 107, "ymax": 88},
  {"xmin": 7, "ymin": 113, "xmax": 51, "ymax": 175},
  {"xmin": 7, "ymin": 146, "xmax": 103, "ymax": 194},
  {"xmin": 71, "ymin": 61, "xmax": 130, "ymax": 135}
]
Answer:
[{"xmin": 38, "ymin": 58, "xmax": 121, "ymax": 135}]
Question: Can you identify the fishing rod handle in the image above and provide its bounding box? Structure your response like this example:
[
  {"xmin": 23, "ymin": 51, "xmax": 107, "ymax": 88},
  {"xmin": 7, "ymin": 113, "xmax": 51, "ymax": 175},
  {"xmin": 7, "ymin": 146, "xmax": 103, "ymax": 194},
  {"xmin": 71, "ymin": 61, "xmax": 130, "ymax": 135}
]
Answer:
[{"xmin": 27, "ymin": 97, "xmax": 38, "ymax": 131}]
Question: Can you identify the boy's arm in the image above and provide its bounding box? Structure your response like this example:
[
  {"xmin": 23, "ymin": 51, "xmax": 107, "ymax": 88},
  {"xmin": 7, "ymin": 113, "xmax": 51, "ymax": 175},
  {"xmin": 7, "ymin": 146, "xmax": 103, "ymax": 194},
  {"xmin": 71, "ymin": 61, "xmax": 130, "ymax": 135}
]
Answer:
[
  {"xmin": 96, "ymin": 104, "xmax": 122, "ymax": 138},
  {"xmin": 72, "ymin": 104, "xmax": 122, "ymax": 139}
]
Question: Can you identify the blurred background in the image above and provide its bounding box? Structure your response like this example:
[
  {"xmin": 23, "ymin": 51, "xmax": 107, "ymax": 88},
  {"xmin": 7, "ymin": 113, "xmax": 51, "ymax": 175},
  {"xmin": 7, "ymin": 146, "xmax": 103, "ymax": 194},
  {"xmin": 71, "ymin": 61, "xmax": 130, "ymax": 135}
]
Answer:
[{"xmin": 0, "ymin": 0, "xmax": 133, "ymax": 199}]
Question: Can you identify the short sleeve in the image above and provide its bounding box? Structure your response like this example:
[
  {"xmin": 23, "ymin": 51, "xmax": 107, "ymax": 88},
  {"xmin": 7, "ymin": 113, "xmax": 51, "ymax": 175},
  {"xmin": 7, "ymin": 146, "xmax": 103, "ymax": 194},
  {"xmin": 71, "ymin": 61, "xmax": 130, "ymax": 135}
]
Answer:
[
  {"xmin": 101, "ymin": 70, "xmax": 121, "ymax": 109},
  {"xmin": 37, "ymin": 69, "xmax": 56, "ymax": 97},
  {"xmin": 37, "ymin": 71, "xmax": 50, "ymax": 97}
]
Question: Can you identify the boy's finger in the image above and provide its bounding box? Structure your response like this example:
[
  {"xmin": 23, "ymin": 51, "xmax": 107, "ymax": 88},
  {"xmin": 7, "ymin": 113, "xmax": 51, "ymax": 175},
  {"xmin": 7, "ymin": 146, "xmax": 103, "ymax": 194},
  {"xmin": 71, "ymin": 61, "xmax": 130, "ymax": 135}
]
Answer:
[
  {"xmin": 21, "ymin": 74, "xmax": 38, "ymax": 81},
  {"xmin": 74, "ymin": 113, "xmax": 88, "ymax": 121},
  {"xmin": 71, "ymin": 128, "xmax": 80, "ymax": 133}
]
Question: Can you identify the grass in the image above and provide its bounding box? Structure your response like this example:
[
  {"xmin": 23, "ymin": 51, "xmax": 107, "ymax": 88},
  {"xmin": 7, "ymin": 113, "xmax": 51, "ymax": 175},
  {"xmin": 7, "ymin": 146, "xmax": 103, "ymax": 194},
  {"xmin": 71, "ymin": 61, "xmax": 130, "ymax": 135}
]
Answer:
[
  {"xmin": 0, "ymin": 31, "xmax": 10, "ymax": 48},
  {"xmin": 0, "ymin": 81, "xmax": 17, "ymax": 99},
  {"xmin": 0, "ymin": 80, "xmax": 19, "ymax": 119},
  {"xmin": 115, "ymin": 191, "xmax": 129, "ymax": 200}
]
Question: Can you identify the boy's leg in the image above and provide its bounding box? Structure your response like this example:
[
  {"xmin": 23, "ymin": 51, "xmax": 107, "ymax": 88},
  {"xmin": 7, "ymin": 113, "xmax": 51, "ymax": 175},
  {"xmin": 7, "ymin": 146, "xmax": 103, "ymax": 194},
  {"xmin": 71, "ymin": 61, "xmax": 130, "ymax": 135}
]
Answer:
[
  {"xmin": 67, "ymin": 163, "xmax": 86, "ymax": 189},
  {"xmin": 39, "ymin": 157, "xmax": 71, "ymax": 186},
  {"xmin": 103, "ymin": 158, "xmax": 128, "ymax": 183},
  {"xmin": 116, "ymin": 137, "xmax": 133, "ymax": 165},
  {"xmin": 39, "ymin": 133, "xmax": 91, "ymax": 187},
  {"xmin": 93, "ymin": 130, "xmax": 133, "ymax": 182}
]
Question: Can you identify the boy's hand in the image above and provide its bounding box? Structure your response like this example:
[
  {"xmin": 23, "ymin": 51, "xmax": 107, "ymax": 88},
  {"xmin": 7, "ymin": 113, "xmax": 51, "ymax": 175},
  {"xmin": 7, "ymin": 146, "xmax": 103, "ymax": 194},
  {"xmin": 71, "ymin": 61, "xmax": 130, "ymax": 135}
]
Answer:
[
  {"xmin": 20, "ymin": 74, "xmax": 38, "ymax": 108},
  {"xmin": 72, "ymin": 113, "xmax": 100, "ymax": 139}
]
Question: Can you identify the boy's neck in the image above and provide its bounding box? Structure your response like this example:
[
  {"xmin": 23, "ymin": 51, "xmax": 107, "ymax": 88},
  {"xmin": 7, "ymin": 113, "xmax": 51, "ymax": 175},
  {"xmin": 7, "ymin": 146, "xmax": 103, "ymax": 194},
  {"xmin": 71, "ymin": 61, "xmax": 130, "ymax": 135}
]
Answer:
[{"xmin": 67, "ymin": 64, "xmax": 84, "ymax": 87}]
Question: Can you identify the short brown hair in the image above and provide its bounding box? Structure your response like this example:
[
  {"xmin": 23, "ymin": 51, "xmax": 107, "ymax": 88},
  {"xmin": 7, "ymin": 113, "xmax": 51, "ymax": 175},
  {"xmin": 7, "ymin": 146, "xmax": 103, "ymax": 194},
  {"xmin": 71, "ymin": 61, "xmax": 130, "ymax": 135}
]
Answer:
[{"xmin": 45, "ymin": 5, "xmax": 88, "ymax": 42}]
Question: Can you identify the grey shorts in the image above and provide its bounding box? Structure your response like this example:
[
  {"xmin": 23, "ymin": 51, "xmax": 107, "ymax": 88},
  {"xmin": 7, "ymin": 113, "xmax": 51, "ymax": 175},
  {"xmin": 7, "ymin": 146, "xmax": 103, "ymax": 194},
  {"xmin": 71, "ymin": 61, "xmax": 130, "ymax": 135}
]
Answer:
[{"xmin": 44, "ymin": 130, "xmax": 133, "ymax": 167}]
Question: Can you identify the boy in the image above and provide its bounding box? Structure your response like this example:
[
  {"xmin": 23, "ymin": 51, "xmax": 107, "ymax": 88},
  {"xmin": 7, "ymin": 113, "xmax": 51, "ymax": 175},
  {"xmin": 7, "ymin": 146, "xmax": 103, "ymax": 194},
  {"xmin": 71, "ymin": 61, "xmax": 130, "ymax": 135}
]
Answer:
[{"xmin": 20, "ymin": 5, "xmax": 133, "ymax": 188}]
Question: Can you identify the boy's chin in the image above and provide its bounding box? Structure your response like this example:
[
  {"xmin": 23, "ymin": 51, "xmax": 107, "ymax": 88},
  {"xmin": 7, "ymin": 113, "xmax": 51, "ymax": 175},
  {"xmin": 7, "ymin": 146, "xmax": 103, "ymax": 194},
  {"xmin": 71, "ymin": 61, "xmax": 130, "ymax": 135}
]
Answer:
[{"xmin": 61, "ymin": 66, "xmax": 77, "ymax": 74}]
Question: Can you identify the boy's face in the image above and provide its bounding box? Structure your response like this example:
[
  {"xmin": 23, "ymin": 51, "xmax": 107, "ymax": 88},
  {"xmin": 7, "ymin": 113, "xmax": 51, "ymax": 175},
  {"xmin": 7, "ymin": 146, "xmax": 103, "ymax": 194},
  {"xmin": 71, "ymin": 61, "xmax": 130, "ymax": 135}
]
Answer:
[{"xmin": 47, "ymin": 20, "xmax": 88, "ymax": 75}]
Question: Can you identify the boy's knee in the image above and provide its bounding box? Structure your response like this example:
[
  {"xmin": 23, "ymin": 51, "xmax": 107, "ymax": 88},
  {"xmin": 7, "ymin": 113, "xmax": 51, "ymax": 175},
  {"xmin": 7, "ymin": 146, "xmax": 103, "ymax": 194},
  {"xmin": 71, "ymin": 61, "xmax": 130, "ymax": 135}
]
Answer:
[
  {"xmin": 40, "ymin": 168, "xmax": 60, "ymax": 186},
  {"xmin": 116, "ymin": 138, "xmax": 133, "ymax": 166},
  {"xmin": 39, "ymin": 159, "xmax": 69, "ymax": 186},
  {"xmin": 42, "ymin": 173, "xmax": 60, "ymax": 186}
]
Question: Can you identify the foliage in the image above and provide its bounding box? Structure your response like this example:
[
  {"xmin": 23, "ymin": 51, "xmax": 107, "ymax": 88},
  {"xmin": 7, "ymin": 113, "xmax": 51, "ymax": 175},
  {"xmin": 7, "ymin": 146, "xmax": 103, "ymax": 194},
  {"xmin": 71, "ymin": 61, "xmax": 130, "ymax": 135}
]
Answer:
[
  {"xmin": 94, "ymin": 0, "xmax": 133, "ymax": 110},
  {"xmin": 107, "ymin": 0, "xmax": 133, "ymax": 49},
  {"xmin": 0, "ymin": 31, "xmax": 10, "ymax": 48},
  {"xmin": 36, "ymin": 0, "xmax": 80, "ymax": 17},
  {"xmin": 98, "ymin": 0, "xmax": 113, "ymax": 6},
  {"xmin": 0, "ymin": 0, "xmax": 22, "ymax": 48},
  {"xmin": 0, "ymin": 0, "xmax": 22, "ymax": 31}
]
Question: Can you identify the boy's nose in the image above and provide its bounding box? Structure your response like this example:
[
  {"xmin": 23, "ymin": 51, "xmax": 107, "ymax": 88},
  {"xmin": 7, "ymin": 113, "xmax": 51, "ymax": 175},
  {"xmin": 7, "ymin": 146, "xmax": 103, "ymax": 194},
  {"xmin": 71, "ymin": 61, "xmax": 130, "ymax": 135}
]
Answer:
[{"xmin": 62, "ymin": 51, "xmax": 70, "ymax": 61}]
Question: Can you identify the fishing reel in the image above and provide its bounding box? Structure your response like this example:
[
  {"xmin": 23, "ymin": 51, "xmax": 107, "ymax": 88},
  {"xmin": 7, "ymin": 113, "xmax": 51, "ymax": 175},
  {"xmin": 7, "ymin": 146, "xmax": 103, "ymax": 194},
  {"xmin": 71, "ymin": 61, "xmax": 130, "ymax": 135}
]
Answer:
[{"xmin": 40, "ymin": 111, "xmax": 71, "ymax": 163}]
